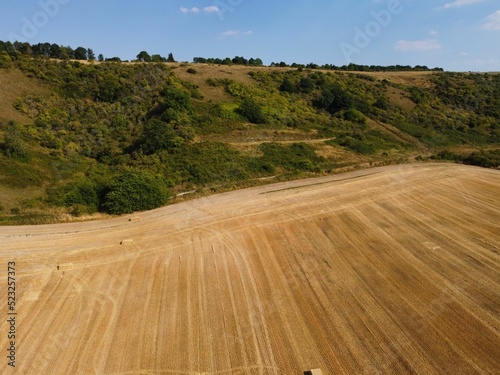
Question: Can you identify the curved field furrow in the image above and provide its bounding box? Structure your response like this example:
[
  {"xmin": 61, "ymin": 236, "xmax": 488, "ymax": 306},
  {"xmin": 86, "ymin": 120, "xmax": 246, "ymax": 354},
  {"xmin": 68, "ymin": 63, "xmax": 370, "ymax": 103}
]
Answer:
[{"xmin": 0, "ymin": 163, "xmax": 499, "ymax": 374}]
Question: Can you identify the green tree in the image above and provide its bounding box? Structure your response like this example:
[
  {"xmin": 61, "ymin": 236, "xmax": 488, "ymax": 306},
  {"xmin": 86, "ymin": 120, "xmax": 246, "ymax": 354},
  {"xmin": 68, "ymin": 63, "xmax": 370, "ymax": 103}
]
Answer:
[
  {"xmin": 140, "ymin": 119, "xmax": 181, "ymax": 154},
  {"xmin": 167, "ymin": 52, "xmax": 176, "ymax": 63},
  {"xmin": 279, "ymin": 77, "xmax": 296, "ymax": 93},
  {"xmin": 161, "ymin": 87, "xmax": 192, "ymax": 112},
  {"xmin": 87, "ymin": 48, "xmax": 95, "ymax": 61},
  {"xmin": 49, "ymin": 43, "xmax": 61, "ymax": 58},
  {"xmin": 298, "ymin": 77, "xmax": 315, "ymax": 93},
  {"xmin": 137, "ymin": 51, "xmax": 151, "ymax": 62},
  {"xmin": 0, "ymin": 122, "xmax": 30, "ymax": 160},
  {"xmin": 314, "ymin": 83, "xmax": 352, "ymax": 114},
  {"xmin": 237, "ymin": 98, "xmax": 266, "ymax": 124},
  {"xmin": 0, "ymin": 50, "xmax": 12, "ymax": 69},
  {"xmin": 249, "ymin": 58, "xmax": 263, "ymax": 66},
  {"xmin": 97, "ymin": 74, "xmax": 121, "ymax": 102},
  {"xmin": 103, "ymin": 171, "xmax": 170, "ymax": 214},
  {"xmin": 74, "ymin": 47, "xmax": 87, "ymax": 60},
  {"xmin": 151, "ymin": 54, "xmax": 166, "ymax": 63}
]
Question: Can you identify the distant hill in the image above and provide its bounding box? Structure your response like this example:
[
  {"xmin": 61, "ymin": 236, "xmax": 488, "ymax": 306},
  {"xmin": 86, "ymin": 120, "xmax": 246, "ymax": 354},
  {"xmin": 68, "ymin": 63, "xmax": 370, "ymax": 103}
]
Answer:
[{"xmin": 0, "ymin": 43, "xmax": 499, "ymax": 223}]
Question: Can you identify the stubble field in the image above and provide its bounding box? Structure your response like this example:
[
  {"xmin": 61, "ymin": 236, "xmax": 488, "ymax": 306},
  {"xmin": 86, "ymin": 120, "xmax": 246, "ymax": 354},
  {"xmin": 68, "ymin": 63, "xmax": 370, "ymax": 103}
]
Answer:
[{"xmin": 1, "ymin": 163, "xmax": 499, "ymax": 374}]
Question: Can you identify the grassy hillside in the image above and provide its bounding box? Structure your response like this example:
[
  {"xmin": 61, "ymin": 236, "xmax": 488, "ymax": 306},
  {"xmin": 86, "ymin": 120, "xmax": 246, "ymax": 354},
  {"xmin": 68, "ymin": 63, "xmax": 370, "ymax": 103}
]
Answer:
[{"xmin": 0, "ymin": 56, "xmax": 499, "ymax": 223}]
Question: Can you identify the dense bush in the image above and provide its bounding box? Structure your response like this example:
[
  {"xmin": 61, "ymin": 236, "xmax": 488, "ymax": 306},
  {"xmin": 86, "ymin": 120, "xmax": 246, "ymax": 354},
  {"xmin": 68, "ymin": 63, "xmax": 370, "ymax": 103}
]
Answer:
[
  {"xmin": 47, "ymin": 178, "xmax": 101, "ymax": 214},
  {"xmin": 431, "ymin": 150, "xmax": 463, "ymax": 162},
  {"xmin": 140, "ymin": 118, "xmax": 186, "ymax": 154},
  {"xmin": 0, "ymin": 122, "xmax": 30, "ymax": 160},
  {"xmin": 463, "ymin": 150, "xmax": 500, "ymax": 168},
  {"xmin": 314, "ymin": 83, "xmax": 352, "ymax": 114},
  {"xmin": 103, "ymin": 171, "xmax": 170, "ymax": 214},
  {"xmin": 237, "ymin": 98, "xmax": 266, "ymax": 124}
]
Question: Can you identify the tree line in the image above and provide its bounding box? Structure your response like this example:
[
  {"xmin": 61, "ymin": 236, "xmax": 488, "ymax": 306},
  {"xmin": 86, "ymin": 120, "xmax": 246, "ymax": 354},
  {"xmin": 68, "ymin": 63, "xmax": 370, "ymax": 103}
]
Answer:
[
  {"xmin": 1, "ymin": 40, "xmax": 444, "ymax": 72},
  {"xmin": 269, "ymin": 61, "xmax": 443, "ymax": 72},
  {"xmin": 0, "ymin": 40, "xmax": 99, "ymax": 61},
  {"xmin": 0, "ymin": 40, "xmax": 176, "ymax": 64},
  {"xmin": 193, "ymin": 56, "xmax": 264, "ymax": 66}
]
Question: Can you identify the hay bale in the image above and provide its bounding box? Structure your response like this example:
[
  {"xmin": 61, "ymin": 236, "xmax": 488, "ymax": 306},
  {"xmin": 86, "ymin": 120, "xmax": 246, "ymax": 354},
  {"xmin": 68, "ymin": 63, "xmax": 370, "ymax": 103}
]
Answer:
[{"xmin": 304, "ymin": 369, "xmax": 323, "ymax": 375}]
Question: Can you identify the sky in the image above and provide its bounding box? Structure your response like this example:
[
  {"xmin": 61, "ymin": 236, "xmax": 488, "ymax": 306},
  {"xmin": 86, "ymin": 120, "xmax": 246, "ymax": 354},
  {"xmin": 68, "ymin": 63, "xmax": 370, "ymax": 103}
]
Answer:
[{"xmin": 1, "ymin": 0, "xmax": 499, "ymax": 71}]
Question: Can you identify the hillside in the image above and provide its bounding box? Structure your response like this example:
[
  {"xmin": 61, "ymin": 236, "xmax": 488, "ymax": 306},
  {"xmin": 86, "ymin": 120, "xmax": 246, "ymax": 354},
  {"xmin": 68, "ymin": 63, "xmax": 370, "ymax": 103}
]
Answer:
[
  {"xmin": 0, "ymin": 50, "xmax": 499, "ymax": 223},
  {"xmin": 1, "ymin": 164, "xmax": 499, "ymax": 374}
]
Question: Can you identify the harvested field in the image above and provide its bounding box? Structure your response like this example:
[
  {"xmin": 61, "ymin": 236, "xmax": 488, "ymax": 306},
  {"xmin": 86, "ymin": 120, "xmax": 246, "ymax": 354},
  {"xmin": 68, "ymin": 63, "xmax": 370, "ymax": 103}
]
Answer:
[{"xmin": 1, "ymin": 163, "xmax": 499, "ymax": 374}]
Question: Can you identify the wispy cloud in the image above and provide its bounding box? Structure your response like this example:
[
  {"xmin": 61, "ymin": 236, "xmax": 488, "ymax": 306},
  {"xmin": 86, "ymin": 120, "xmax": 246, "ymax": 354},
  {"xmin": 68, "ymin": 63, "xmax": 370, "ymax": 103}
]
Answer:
[
  {"xmin": 442, "ymin": 0, "xmax": 486, "ymax": 9},
  {"xmin": 203, "ymin": 5, "xmax": 219, "ymax": 13},
  {"xmin": 180, "ymin": 7, "xmax": 200, "ymax": 13},
  {"xmin": 394, "ymin": 39, "xmax": 442, "ymax": 52},
  {"xmin": 180, "ymin": 6, "xmax": 220, "ymax": 14},
  {"xmin": 220, "ymin": 30, "xmax": 254, "ymax": 38},
  {"xmin": 482, "ymin": 10, "xmax": 500, "ymax": 30}
]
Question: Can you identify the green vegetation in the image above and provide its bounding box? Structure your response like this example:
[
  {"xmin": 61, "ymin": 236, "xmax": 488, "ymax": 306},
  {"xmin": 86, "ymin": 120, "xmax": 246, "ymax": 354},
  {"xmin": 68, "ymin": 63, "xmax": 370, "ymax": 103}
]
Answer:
[
  {"xmin": 103, "ymin": 171, "xmax": 170, "ymax": 215},
  {"xmin": 0, "ymin": 40, "xmax": 498, "ymax": 223},
  {"xmin": 431, "ymin": 149, "xmax": 500, "ymax": 168}
]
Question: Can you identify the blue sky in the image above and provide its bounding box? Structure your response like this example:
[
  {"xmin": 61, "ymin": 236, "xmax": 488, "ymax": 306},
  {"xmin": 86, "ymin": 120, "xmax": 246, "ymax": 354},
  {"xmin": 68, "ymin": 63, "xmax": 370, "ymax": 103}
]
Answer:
[{"xmin": 1, "ymin": 0, "xmax": 499, "ymax": 71}]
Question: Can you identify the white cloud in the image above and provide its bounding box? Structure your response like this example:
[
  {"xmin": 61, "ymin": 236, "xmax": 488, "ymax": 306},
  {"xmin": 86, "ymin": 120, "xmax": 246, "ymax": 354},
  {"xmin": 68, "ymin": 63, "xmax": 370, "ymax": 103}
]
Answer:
[
  {"xmin": 394, "ymin": 39, "xmax": 442, "ymax": 52},
  {"xmin": 180, "ymin": 5, "xmax": 219, "ymax": 14},
  {"xmin": 443, "ymin": 0, "xmax": 485, "ymax": 9},
  {"xmin": 482, "ymin": 10, "xmax": 500, "ymax": 30},
  {"xmin": 428, "ymin": 29, "xmax": 439, "ymax": 36},
  {"xmin": 180, "ymin": 7, "xmax": 200, "ymax": 13},
  {"xmin": 220, "ymin": 30, "xmax": 254, "ymax": 38},
  {"xmin": 222, "ymin": 30, "xmax": 239, "ymax": 37}
]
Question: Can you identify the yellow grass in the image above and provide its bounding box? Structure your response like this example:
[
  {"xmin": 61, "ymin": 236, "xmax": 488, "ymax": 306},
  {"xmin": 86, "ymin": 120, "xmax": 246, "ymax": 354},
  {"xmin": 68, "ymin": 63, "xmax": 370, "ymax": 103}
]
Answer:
[
  {"xmin": 1, "ymin": 163, "xmax": 499, "ymax": 374},
  {"xmin": 0, "ymin": 69, "xmax": 50, "ymax": 124}
]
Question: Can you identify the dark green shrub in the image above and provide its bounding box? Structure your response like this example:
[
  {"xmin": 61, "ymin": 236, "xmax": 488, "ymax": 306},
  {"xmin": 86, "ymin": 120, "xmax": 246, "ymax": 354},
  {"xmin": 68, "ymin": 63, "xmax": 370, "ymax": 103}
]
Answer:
[
  {"xmin": 279, "ymin": 78, "xmax": 296, "ymax": 93},
  {"xmin": 46, "ymin": 178, "xmax": 101, "ymax": 213},
  {"xmin": 65, "ymin": 179, "xmax": 100, "ymax": 211},
  {"xmin": 343, "ymin": 108, "xmax": 366, "ymax": 124},
  {"xmin": 140, "ymin": 118, "xmax": 182, "ymax": 154},
  {"xmin": 374, "ymin": 97, "xmax": 389, "ymax": 110},
  {"xmin": 314, "ymin": 83, "xmax": 352, "ymax": 114},
  {"xmin": 431, "ymin": 150, "xmax": 463, "ymax": 162},
  {"xmin": 237, "ymin": 98, "xmax": 266, "ymax": 124},
  {"xmin": 298, "ymin": 77, "xmax": 315, "ymax": 93},
  {"xmin": 463, "ymin": 150, "xmax": 500, "ymax": 168},
  {"xmin": 0, "ymin": 123, "xmax": 30, "ymax": 160},
  {"xmin": 161, "ymin": 87, "xmax": 192, "ymax": 112},
  {"xmin": 103, "ymin": 171, "xmax": 170, "ymax": 215}
]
